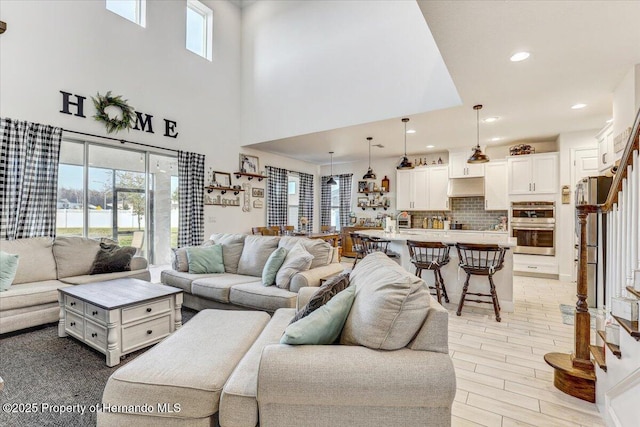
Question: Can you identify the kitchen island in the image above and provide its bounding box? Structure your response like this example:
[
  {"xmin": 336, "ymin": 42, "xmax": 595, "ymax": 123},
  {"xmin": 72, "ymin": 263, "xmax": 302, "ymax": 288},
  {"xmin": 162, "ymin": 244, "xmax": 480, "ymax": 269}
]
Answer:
[{"xmin": 358, "ymin": 229, "xmax": 517, "ymax": 312}]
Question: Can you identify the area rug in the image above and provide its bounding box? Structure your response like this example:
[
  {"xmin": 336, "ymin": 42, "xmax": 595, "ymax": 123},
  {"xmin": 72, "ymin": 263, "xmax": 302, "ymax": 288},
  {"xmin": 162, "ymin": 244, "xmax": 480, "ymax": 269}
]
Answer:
[
  {"xmin": 559, "ymin": 303, "xmax": 602, "ymax": 328},
  {"xmin": 0, "ymin": 308, "xmax": 196, "ymax": 427}
]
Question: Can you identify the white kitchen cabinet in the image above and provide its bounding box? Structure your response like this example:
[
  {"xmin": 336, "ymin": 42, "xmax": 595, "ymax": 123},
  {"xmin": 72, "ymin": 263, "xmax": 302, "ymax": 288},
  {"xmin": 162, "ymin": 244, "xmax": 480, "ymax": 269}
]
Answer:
[
  {"xmin": 484, "ymin": 160, "xmax": 508, "ymax": 210},
  {"xmin": 507, "ymin": 153, "xmax": 558, "ymax": 195},
  {"xmin": 597, "ymin": 123, "xmax": 614, "ymax": 173},
  {"xmin": 449, "ymin": 151, "xmax": 485, "ymax": 178},
  {"xmin": 396, "ymin": 166, "xmax": 449, "ymax": 211}
]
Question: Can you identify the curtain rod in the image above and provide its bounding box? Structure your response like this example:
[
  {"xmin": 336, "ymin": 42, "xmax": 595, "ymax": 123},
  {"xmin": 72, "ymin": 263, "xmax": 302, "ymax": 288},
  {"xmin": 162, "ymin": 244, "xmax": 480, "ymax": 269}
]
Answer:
[{"xmin": 62, "ymin": 128, "xmax": 180, "ymax": 153}]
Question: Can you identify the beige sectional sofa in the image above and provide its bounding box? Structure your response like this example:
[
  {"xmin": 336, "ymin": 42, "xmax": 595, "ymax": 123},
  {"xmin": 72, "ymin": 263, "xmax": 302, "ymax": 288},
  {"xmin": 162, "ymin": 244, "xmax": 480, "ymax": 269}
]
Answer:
[
  {"xmin": 161, "ymin": 234, "xmax": 345, "ymax": 313},
  {"xmin": 0, "ymin": 236, "xmax": 150, "ymax": 334},
  {"xmin": 100, "ymin": 252, "xmax": 456, "ymax": 427}
]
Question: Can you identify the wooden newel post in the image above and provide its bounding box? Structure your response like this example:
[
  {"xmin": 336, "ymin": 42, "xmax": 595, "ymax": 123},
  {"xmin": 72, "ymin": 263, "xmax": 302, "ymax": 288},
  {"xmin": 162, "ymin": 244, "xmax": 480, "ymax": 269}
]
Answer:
[{"xmin": 573, "ymin": 207, "xmax": 594, "ymax": 369}]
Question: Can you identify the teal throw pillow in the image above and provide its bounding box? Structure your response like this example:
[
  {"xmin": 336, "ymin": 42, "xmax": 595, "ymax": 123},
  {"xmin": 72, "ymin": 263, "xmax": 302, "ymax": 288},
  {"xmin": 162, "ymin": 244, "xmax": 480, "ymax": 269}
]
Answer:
[
  {"xmin": 262, "ymin": 247, "xmax": 288, "ymax": 286},
  {"xmin": 186, "ymin": 244, "xmax": 225, "ymax": 274},
  {"xmin": 280, "ymin": 286, "xmax": 355, "ymax": 345},
  {"xmin": 0, "ymin": 251, "xmax": 20, "ymax": 292}
]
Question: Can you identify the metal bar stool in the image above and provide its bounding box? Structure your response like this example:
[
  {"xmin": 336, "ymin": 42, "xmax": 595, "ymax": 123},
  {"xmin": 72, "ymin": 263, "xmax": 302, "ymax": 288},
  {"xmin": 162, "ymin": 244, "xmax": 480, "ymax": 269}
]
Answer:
[
  {"xmin": 406, "ymin": 240, "xmax": 451, "ymax": 304},
  {"xmin": 350, "ymin": 233, "xmax": 370, "ymax": 267},
  {"xmin": 455, "ymin": 243, "xmax": 506, "ymax": 322}
]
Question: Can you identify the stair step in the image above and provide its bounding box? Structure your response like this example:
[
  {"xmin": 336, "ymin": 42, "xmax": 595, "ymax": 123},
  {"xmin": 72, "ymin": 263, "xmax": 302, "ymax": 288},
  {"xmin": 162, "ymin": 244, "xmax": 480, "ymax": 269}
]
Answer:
[
  {"xmin": 597, "ymin": 330, "xmax": 621, "ymax": 358},
  {"xmin": 544, "ymin": 352, "xmax": 595, "ymax": 403},
  {"xmin": 626, "ymin": 286, "xmax": 640, "ymax": 299},
  {"xmin": 589, "ymin": 345, "xmax": 607, "ymax": 371},
  {"xmin": 612, "ymin": 315, "xmax": 640, "ymax": 341}
]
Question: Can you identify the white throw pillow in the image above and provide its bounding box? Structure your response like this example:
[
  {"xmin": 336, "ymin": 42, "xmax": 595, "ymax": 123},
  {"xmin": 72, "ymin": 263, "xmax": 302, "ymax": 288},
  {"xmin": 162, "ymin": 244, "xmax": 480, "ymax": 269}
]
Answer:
[{"xmin": 275, "ymin": 242, "xmax": 313, "ymax": 290}]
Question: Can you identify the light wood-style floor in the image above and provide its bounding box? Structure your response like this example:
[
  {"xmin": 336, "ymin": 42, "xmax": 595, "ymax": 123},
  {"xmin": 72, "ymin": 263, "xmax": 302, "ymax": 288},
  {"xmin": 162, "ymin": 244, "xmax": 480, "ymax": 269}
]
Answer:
[{"xmin": 441, "ymin": 275, "xmax": 604, "ymax": 427}]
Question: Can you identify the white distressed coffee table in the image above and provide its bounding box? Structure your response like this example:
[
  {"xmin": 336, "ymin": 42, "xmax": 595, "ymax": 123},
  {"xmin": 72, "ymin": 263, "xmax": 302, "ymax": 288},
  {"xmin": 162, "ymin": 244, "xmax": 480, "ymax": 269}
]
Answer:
[{"xmin": 58, "ymin": 278, "xmax": 183, "ymax": 367}]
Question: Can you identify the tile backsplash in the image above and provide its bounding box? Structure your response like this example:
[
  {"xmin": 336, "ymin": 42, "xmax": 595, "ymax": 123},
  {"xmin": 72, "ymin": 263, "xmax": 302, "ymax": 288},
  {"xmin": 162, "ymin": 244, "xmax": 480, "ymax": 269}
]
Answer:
[{"xmin": 410, "ymin": 197, "xmax": 507, "ymax": 231}]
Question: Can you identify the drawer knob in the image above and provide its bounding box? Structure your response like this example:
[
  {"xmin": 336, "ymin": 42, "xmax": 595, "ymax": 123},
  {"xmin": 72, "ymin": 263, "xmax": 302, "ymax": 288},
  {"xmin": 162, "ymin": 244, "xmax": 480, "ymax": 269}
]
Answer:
[
  {"xmin": 146, "ymin": 308, "xmax": 152, "ymax": 313},
  {"xmin": 92, "ymin": 311, "xmax": 98, "ymax": 316},
  {"xmin": 147, "ymin": 330, "xmax": 153, "ymax": 335},
  {"xmin": 92, "ymin": 333, "xmax": 97, "ymax": 338},
  {"xmin": 70, "ymin": 302, "xmax": 76, "ymax": 306},
  {"xmin": 70, "ymin": 321, "xmax": 75, "ymax": 326}
]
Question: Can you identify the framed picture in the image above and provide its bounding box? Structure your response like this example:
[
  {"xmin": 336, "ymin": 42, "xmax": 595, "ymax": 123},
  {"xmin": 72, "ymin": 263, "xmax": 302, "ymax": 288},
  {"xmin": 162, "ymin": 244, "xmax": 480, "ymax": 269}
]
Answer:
[
  {"xmin": 252, "ymin": 188, "xmax": 264, "ymax": 198},
  {"xmin": 357, "ymin": 197, "xmax": 369, "ymax": 207},
  {"xmin": 358, "ymin": 181, "xmax": 367, "ymax": 192},
  {"xmin": 239, "ymin": 154, "xmax": 260, "ymax": 174},
  {"xmin": 213, "ymin": 171, "xmax": 231, "ymax": 188}
]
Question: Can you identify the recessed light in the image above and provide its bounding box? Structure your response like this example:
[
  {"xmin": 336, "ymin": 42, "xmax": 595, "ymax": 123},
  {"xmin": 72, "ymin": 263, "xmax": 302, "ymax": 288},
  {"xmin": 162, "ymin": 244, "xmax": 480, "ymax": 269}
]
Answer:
[
  {"xmin": 606, "ymin": 118, "xmax": 613, "ymax": 123},
  {"xmin": 571, "ymin": 103, "xmax": 587, "ymax": 110},
  {"xmin": 510, "ymin": 52, "xmax": 530, "ymax": 62},
  {"xmin": 491, "ymin": 137, "xmax": 501, "ymax": 142},
  {"xmin": 483, "ymin": 117, "xmax": 499, "ymax": 123},
  {"xmin": 406, "ymin": 129, "xmax": 416, "ymax": 134},
  {"xmin": 426, "ymin": 145, "xmax": 435, "ymax": 148}
]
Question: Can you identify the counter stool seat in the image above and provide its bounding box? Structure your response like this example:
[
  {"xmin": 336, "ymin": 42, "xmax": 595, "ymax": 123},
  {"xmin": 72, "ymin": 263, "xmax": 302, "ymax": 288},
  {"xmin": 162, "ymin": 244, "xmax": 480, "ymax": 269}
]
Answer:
[
  {"xmin": 455, "ymin": 243, "xmax": 506, "ymax": 322},
  {"xmin": 406, "ymin": 240, "xmax": 451, "ymax": 304}
]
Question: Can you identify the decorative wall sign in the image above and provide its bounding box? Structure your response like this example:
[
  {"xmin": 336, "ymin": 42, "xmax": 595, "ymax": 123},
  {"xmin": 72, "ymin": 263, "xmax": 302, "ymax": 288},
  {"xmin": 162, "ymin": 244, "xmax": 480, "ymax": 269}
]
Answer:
[
  {"xmin": 92, "ymin": 91, "xmax": 135, "ymax": 134},
  {"xmin": 239, "ymin": 154, "xmax": 259, "ymax": 174},
  {"xmin": 251, "ymin": 188, "xmax": 264, "ymax": 198},
  {"xmin": 242, "ymin": 182, "xmax": 251, "ymax": 212},
  {"xmin": 204, "ymin": 193, "xmax": 240, "ymax": 207},
  {"xmin": 253, "ymin": 199, "xmax": 263, "ymax": 208}
]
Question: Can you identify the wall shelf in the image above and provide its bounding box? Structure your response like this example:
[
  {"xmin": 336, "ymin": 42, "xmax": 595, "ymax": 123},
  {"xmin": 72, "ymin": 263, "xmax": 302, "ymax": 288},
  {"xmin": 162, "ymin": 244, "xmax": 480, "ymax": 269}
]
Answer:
[
  {"xmin": 205, "ymin": 186, "xmax": 244, "ymax": 195},
  {"xmin": 359, "ymin": 205, "xmax": 389, "ymax": 211},
  {"xmin": 597, "ymin": 330, "xmax": 621, "ymax": 358},
  {"xmin": 234, "ymin": 172, "xmax": 267, "ymax": 181},
  {"xmin": 612, "ymin": 315, "xmax": 640, "ymax": 341},
  {"xmin": 358, "ymin": 190, "xmax": 388, "ymax": 196}
]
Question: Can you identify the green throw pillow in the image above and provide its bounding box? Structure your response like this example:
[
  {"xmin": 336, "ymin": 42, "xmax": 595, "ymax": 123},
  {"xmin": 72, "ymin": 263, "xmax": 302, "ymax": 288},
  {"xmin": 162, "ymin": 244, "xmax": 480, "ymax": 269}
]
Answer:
[
  {"xmin": 262, "ymin": 247, "xmax": 288, "ymax": 286},
  {"xmin": 0, "ymin": 251, "xmax": 20, "ymax": 292},
  {"xmin": 280, "ymin": 286, "xmax": 355, "ymax": 345},
  {"xmin": 186, "ymin": 244, "xmax": 225, "ymax": 274}
]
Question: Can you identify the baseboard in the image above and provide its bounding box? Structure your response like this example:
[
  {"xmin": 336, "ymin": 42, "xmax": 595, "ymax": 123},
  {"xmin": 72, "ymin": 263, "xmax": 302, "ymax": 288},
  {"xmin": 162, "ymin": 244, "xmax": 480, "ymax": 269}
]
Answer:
[{"xmin": 514, "ymin": 271, "xmax": 559, "ymax": 280}]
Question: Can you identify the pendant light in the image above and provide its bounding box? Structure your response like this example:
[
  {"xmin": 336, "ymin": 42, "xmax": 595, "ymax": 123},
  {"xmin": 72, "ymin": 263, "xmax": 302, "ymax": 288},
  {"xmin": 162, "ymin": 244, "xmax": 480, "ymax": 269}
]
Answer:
[
  {"xmin": 467, "ymin": 104, "xmax": 490, "ymax": 164},
  {"xmin": 326, "ymin": 151, "xmax": 337, "ymax": 185},
  {"xmin": 362, "ymin": 137, "xmax": 376, "ymax": 180},
  {"xmin": 397, "ymin": 118, "xmax": 414, "ymax": 170}
]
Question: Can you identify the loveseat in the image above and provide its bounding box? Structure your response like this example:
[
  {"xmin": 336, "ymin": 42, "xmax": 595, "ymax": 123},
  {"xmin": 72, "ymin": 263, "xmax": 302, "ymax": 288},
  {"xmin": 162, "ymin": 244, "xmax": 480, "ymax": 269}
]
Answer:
[
  {"xmin": 0, "ymin": 236, "xmax": 150, "ymax": 334},
  {"xmin": 99, "ymin": 252, "xmax": 456, "ymax": 427},
  {"xmin": 160, "ymin": 234, "xmax": 345, "ymax": 313}
]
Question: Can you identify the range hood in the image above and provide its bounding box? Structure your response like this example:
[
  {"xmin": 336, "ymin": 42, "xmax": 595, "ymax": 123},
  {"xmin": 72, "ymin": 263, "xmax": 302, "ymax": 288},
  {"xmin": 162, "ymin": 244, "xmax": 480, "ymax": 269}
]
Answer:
[{"xmin": 447, "ymin": 177, "xmax": 485, "ymax": 197}]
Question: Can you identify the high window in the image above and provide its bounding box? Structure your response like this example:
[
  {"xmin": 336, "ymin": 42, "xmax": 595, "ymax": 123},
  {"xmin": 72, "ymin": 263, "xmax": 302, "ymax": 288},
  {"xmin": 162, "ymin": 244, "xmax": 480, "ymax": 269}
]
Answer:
[
  {"xmin": 106, "ymin": 0, "xmax": 146, "ymax": 27},
  {"xmin": 186, "ymin": 0, "xmax": 213, "ymax": 60}
]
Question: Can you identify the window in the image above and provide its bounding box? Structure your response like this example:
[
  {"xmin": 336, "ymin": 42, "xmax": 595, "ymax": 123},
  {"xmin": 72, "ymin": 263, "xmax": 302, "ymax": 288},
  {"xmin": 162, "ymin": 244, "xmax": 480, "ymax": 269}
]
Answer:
[
  {"xmin": 186, "ymin": 0, "xmax": 213, "ymax": 60},
  {"xmin": 106, "ymin": 0, "xmax": 146, "ymax": 27},
  {"xmin": 330, "ymin": 181, "xmax": 341, "ymax": 229},
  {"xmin": 287, "ymin": 174, "xmax": 299, "ymax": 229}
]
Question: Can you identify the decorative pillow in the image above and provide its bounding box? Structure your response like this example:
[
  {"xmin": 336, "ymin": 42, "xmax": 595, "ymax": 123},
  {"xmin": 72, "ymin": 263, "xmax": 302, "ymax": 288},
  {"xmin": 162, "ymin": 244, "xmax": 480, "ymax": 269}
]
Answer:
[
  {"xmin": 237, "ymin": 235, "xmax": 280, "ymax": 277},
  {"xmin": 340, "ymin": 252, "xmax": 430, "ymax": 350},
  {"xmin": 0, "ymin": 251, "xmax": 20, "ymax": 291},
  {"xmin": 262, "ymin": 247, "xmax": 288, "ymax": 286},
  {"xmin": 278, "ymin": 236, "xmax": 333, "ymax": 269},
  {"xmin": 210, "ymin": 233, "xmax": 246, "ymax": 274},
  {"xmin": 172, "ymin": 240, "xmax": 214, "ymax": 272},
  {"xmin": 186, "ymin": 244, "xmax": 225, "ymax": 274},
  {"xmin": 281, "ymin": 286, "xmax": 355, "ymax": 345},
  {"xmin": 290, "ymin": 272, "xmax": 350, "ymax": 324},
  {"xmin": 275, "ymin": 243, "xmax": 313, "ymax": 290},
  {"xmin": 90, "ymin": 243, "xmax": 137, "ymax": 275}
]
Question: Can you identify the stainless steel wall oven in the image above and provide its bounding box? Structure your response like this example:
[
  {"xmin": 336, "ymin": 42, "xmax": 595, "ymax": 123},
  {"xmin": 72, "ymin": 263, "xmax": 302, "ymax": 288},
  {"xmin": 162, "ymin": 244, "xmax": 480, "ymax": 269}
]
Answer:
[{"xmin": 510, "ymin": 201, "xmax": 555, "ymax": 256}]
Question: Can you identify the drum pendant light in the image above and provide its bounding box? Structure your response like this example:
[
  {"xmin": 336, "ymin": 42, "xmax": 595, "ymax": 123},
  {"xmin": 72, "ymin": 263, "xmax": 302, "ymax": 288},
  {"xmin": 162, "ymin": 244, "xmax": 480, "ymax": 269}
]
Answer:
[
  {"xmin": 468, "ymin": 104, "xmax": 490, "ymax": 164},
  {"xmin": 362, "ymin": 137, "xmax": 376, "ymax": 180},
  {"xmin": 397, "ymin": 118, "xmax": 414, "ymax": 170},
  {"xmin": 326, "ymin": 151, "xmax": 337, "ymax": 185}
]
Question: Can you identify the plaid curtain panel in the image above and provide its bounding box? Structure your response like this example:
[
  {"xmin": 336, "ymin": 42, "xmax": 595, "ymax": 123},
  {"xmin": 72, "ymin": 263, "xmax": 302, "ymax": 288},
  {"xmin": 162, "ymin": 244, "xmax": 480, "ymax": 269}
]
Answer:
[
  {"xmin": 298, "ymin": 172, "xmax": 314, "ymax": 232},
  {"xmin": 338, "ymin": 174, "xmax": 353, "ymax": 229},
  {"xmin": 320, "ymin": 176, "xmax": 331, "ymax": 227},
  {"xmin": 266, "ymin": 166, "xmax": 288, "ymax": 227},
  {"xmin": 0, "ymin": 118, "xmax": 62, "ymax": 240},
  {"xmin": 177, "ymin": 150, "xmax": 205, "ymax": 248}
]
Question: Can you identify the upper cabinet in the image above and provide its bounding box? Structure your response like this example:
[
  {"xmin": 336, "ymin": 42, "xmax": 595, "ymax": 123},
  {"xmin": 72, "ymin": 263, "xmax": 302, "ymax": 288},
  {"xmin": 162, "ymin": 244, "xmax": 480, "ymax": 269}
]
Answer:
[
  {"xmin": 396, "ymin": 166, "xmax": 450, "ymax": 211},
  {"xmin": 597, "ymin": 123, "xmax": 614, "ymax": 173},
  {"xmin": 507, "ymin": 153, "xmax": 558, "ymax": 195},
  {"xmin": 449, "ymin": 151, "xmax": 485, "ymax": 178},
  {"xmin": 484, "ymin": 160, "xmax": 508, "ymax": 210}
]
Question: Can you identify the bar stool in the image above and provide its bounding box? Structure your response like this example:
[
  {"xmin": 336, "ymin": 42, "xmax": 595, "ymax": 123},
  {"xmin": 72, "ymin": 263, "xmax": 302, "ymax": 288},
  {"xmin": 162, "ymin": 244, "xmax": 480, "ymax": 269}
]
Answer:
[
  {"xmin": 350, "ymin": 233, "xmax": 369, "ymax": 267},
  {"xmin": 455, "ymin": 243, "xmax": 506, "ymax": 322},
  {"xmin": 406, "ymin": 240, "xmax": 451, "ymax": 304}
]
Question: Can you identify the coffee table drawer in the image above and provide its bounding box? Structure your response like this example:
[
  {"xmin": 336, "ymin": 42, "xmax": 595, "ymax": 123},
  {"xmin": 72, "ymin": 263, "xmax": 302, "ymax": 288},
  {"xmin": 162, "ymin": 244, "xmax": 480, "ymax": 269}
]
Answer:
[
  {"xmin": 84, "ymin": 302, "xmax": 107, "ymax": 325},
  {"xmin": 122, "ymin": 315, "xmax": 172, "ymax": 352},
  {"xmin": 65, "ymin": 311, "xmax": 84, "ymax": 338},
  {"xmin": 122, "ymin": 298, "xmax": 171, "ymax": 324},
  {"xmin": 65, "ymin": 295, "xmax": 84, "ymax": 314},
  {"xmin": 85, "ymin": 320, "xmax": 107, "ymax": 350}
]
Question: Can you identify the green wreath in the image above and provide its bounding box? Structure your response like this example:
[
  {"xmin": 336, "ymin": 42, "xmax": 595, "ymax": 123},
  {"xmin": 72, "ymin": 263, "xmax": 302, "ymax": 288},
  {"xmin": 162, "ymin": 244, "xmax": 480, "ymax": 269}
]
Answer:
[{"xmin": 92, "ymin": 91, "xmax": 136, "ymax": 134}]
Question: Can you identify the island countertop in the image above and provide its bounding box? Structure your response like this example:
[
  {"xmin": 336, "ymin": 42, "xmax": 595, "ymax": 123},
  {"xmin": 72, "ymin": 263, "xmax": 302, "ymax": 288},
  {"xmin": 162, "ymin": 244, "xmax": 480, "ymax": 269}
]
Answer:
[{"xmin": 358, "ymin": 229, "xmax": 517, "ymax": 247}]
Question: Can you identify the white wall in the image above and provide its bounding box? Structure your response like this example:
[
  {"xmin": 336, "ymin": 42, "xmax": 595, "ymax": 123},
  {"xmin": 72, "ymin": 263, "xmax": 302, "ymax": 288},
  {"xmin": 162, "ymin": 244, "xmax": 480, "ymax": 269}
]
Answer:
[
  {"xmin": 0, "ymin": 0, "xmax": 319, "ymax": 237},
  {"xmin": 240, "ymin": 0, "xmax": 461, "ymax": 145},
  {"xmin": 612, "ymin": 64, "xmax": 640, "ymax": 149}
]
